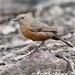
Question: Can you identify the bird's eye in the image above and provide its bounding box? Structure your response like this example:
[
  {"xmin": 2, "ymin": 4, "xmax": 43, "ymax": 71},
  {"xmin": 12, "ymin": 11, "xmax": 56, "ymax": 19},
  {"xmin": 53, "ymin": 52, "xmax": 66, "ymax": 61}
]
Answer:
[{"xmin": 21, "ymin": 17, "xmax": 24, "ymax": 19}]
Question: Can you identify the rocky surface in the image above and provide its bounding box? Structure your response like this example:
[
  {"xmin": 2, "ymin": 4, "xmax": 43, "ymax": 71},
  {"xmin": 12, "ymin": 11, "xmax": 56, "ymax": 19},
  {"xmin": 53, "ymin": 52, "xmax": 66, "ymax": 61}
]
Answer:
[
  {"xmin": 0, "ymin": 50, "xmax": 68, "ymax": 75},
  {"xmin": 0, "ymin": 0, "xmax": 75, "ymax": 75}
]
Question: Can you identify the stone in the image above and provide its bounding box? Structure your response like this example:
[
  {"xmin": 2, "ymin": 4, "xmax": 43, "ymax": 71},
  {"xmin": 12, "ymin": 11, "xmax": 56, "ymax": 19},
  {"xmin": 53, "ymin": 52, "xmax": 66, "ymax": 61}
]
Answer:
[{"xmin": 0, "ymin": 50, "xmax": 67, "ymax": 75}]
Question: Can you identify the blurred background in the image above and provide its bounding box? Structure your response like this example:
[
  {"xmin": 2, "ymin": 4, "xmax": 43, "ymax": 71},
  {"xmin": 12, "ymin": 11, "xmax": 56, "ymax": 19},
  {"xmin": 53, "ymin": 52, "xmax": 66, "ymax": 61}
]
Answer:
[
  {"xmin": 0, "ymin": 0, "xmax": 75, "ymax": 73},
  {"xmin": 1, "ymin": 0, "xmax": 75, "ymax": 46}
]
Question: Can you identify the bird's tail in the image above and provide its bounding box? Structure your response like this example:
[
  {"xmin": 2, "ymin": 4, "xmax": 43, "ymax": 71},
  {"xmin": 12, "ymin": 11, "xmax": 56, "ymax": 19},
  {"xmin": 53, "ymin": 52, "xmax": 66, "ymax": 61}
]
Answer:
[{"xmin": 52, "ymin": 33, "xmax": 73, "ymax": 48}]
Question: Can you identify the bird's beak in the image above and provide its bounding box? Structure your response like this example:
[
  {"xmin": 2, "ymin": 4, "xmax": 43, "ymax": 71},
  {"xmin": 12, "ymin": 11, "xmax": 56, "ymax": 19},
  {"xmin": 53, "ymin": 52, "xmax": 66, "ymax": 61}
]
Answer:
[{"xmin": 11, "ymin": 18, "xmax": 18, "ymax": 21}]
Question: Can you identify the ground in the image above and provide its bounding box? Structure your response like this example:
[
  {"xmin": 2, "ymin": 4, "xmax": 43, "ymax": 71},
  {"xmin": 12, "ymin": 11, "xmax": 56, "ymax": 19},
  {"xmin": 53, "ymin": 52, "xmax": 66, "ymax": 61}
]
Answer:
[{"xmin": 0, "ymin": 0, "xmax": 75, "ymax": 75}]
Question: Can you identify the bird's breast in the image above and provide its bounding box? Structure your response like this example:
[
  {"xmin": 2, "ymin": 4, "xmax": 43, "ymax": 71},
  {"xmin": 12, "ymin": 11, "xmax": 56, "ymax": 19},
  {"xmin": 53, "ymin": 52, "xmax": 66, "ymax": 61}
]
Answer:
[{"xmin": 20, "ymin": 24, "xmax": 51, "ymax": 41}]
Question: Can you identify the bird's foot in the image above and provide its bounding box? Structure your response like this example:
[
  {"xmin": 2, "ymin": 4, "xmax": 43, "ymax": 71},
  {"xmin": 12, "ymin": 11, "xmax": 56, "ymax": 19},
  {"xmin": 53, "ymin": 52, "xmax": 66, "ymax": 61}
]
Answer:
[{"xmin": 39, "ymin": 46, "xmax": 48, "ymax": 50}]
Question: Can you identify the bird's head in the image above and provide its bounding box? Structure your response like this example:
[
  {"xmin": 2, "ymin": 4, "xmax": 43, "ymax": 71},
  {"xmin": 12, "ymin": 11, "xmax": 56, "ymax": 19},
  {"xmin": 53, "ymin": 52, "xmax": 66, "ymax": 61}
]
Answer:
[{"xmin": 12, "ymin": 13, "xmax": 34, "ymax": 25}]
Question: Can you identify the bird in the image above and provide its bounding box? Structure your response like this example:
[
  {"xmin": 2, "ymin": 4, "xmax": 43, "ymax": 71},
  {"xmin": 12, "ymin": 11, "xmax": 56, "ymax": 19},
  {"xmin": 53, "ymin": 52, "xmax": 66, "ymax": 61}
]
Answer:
[{"xmin": 12, "ymin": 13, "xmax": 73, "ymax": 50}]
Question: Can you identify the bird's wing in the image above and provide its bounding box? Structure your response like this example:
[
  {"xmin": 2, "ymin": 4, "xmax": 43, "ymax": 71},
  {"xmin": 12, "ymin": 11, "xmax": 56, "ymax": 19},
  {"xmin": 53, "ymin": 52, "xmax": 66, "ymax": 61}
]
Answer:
[{"xmin": 29, "ymin": 20, "xmax": 57, "ymax": 33}]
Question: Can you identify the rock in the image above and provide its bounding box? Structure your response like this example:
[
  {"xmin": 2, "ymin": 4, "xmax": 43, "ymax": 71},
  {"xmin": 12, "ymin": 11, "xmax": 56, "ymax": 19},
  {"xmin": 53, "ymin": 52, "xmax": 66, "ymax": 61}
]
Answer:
[
  {"xmin": 0, "ymin": 0, "xmax": 74, "ymax": 15},
  {"xmin": 1, "ymin": 25, "xmax": 16, "ymax": 35},
  {"xmin": 0, "ymin": 50, "xmax": 67, "ymax": 75},
  {"xmin": 0, "ymin": 60, "xmax": 6, "ymax": 65},
  {"xmin": 49, "ymin": 5, "xmax": 64, "ymax": 16}
]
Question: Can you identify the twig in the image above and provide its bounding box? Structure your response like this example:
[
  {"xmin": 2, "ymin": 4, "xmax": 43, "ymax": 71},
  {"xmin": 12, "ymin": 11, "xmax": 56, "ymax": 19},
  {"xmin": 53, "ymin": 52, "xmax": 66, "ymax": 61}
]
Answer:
[
  {"xmin": 0, "ymin": 41, "xmax": 34, "ymax": 51},
  {"xmin": 62, "ymin": 55, "xmax": 75, "ymax": 72},
  {"xmin": 55, "ymin": 53, "xmax": 75, "ymax": 72},
  {"xmin": 14, "ymin": 49, "xmax": 35, "ymax": 61},
  {"xmin": 3, "ymin": 34, "xmax": 20, "ymax": 52}
]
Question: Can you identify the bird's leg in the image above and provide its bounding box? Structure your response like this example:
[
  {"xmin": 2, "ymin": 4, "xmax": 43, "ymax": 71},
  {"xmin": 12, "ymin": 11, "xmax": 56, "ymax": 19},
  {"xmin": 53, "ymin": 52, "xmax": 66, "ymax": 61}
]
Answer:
[
  {"xmin": 41, "ymin": 41, "xmax": 48, "ymax": 50},
  {"xmin": 35, "ymin": 41, "xmax": 45, "ymax": 50},
  {"xmin": 29, "ymin": 42, "xmax": 44, "ymax": 55},
  {"xmin": 29, "ymin": 42, "xmax": 47, "ymax": 55},
  {"xmin": 38, "ymin": 41, "xmax": 48, "ymax": 50},
  {"xmin": 40, "ymin": 41, "xmax": 45, "ymax": 50},
  {"xmin": 41, "ymin": 41, "xmax": 45, "ymax": 47}
]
